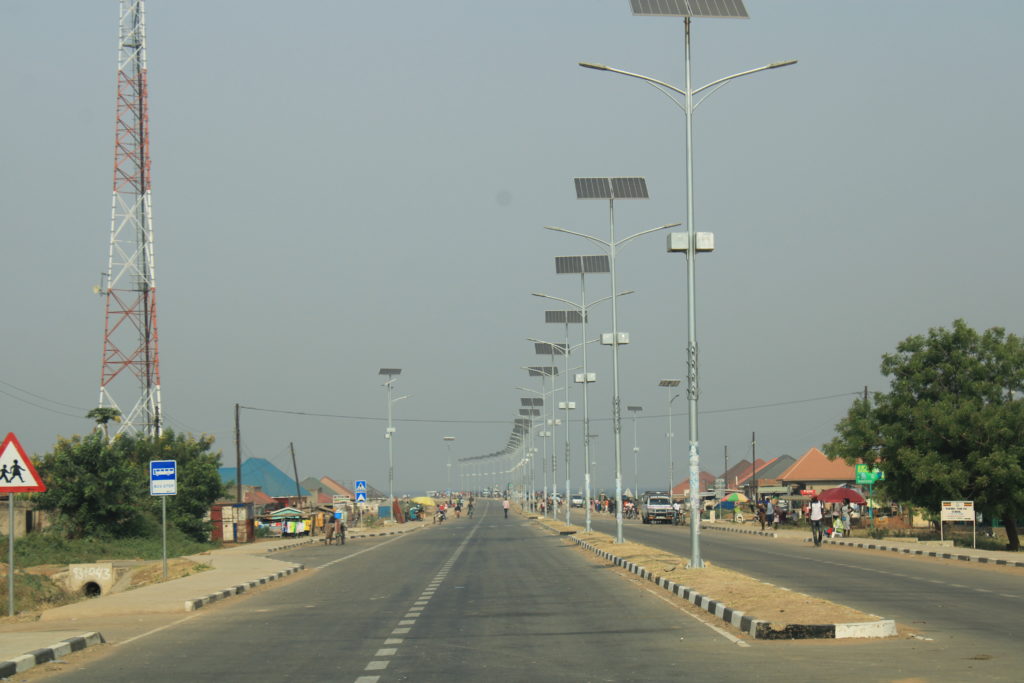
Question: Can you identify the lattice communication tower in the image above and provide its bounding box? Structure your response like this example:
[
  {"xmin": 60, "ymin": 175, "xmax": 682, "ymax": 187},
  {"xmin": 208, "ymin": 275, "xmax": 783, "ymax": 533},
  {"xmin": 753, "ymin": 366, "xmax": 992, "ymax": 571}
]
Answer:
[{"xmin": 98, "ymin": 0, "xmax": 162, "ymax": 436}]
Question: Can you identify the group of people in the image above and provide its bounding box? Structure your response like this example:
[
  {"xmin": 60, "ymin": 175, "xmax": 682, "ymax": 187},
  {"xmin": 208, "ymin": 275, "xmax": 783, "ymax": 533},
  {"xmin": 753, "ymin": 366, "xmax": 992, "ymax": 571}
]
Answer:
[
  {"xmin": 807, "ymin": 497, "xmax": 855, "ymax": 546},
  {"xmin": 435, "ymin": 497, "xmax": 474, "ymax": 523}
]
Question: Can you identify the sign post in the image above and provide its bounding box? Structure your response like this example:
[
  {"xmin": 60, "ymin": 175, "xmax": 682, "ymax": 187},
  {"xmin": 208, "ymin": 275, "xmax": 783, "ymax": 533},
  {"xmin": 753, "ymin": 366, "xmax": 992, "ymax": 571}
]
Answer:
[
  {"xmin": 150, "ymin": 460, "xmax": 177, "ymax": 580},
  {"xmin": 1, "ymin": 433, "xmax": 47, "ymax": 616},
  {"xmin": 855, "ymin": 465, "xmax": 885, "ymax": 530},
  {"xmin": 940, "ymin": 500, "xmax": 975, "ymax": 548}
]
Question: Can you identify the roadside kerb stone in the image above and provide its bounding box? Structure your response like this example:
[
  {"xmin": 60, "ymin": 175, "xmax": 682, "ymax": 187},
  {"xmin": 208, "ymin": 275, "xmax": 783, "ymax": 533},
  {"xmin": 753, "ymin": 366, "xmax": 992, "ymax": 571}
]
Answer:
[
  {"xmin": 259, "ymin": 524, "xmax": 424, "ymax": 553},
  {"xmin": 566, "ymin": 535, "xmax": 895, "ymax": 640},
  {"xmin": 0, "ymin": 632, "xmax": 104, "ymax": 679},
  {"xmin": 804, "ymin": 537, "xmax": 1024, "ymax": 567},
  {"xmin": 702, "ymin": 524, "xmax": 778, "ymax": 539},
  {"xmin": 184, "ymin": 564, "xmax": 304, "ymax": 611}
]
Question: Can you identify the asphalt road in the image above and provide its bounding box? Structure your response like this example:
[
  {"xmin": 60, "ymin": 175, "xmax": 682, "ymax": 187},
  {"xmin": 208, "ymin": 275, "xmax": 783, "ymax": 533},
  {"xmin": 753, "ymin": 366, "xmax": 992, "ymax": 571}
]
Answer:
[
  {"xmin": 36, "ymin": 501, "xmax": 1023, "ymax": 682},
  {"xmin": 577, "ymin": 510, "xmax": 1023, "ymax": 668}
]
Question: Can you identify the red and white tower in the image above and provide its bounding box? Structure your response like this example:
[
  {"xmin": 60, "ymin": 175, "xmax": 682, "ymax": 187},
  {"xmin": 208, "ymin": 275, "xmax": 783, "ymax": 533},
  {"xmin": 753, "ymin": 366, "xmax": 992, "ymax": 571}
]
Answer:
[{"xmin": 98, "ymin": 0, "xmax": 161, "ymax": 436}]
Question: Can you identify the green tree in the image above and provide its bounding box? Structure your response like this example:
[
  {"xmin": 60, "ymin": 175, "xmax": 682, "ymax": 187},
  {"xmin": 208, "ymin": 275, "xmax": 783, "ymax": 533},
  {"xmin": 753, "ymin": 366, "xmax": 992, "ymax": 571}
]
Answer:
[
  {"xmin": 86, "ymin": 407, "xmax": 122, "ymax": 439},
  {"xmin": 115, "ymin": 431, "xmax": 228, "ymax": 542},
  {"xmin": 33, "ymin": 433, "xmax": 149, "ymax": 538},
  {"xmin": 825, "ymin": 320, "xmax": 1024, "ymax": 550}
]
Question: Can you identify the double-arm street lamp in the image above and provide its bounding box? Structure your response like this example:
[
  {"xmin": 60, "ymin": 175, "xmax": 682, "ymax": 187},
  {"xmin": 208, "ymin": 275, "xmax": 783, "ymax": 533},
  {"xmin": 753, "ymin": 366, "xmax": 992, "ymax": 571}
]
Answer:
[
  {"xmin": 627, "ymin": 405, "xmax": 642, "ymax": 498},
  {"xmin": 443, "ymin": 436, "xmax": 455, "ymax": 501},
  {"xmin": 547, "ymin": 177, "xmax": 679, "ymax": 544},
  {"xmin": 379, "ymin": 368, "xmax": 408, "ymax": 507},
  {"xmin": 580, "ymin": 1, "xmax": 795, "ymax": 566}
]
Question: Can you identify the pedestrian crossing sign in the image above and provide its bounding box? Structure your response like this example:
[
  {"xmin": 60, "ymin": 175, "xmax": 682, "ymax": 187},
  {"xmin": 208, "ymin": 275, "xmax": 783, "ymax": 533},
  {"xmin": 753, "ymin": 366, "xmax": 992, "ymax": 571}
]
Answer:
[{"xmin": 0, "ymin": 432, "xmax": 46, "ymax": 493}]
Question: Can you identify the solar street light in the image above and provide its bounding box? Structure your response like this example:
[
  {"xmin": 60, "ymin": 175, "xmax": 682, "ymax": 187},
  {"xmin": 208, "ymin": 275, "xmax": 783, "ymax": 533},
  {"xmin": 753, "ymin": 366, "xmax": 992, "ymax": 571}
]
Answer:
[{"xmin": 579, "ymin": 0, "xmax": 795, "ymax": 568}]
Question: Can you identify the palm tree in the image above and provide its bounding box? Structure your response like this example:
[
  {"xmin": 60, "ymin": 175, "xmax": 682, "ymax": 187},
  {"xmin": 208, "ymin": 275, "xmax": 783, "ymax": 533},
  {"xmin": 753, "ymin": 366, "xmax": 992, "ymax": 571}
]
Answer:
[{"xmin": 86, "ymin": 407, "xmax": 122, "ymax": 439}]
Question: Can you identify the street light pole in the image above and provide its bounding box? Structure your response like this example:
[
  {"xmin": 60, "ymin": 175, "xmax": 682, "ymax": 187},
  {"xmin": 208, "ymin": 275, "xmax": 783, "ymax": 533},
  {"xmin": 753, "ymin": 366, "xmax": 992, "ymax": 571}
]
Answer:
[
  {"xmin": 378, "ymin": 368, "xmax": 402, "ymax": 508},
  {"xmin": 580, "ymin": 44, "xmax": 795, "ymax": 568},
  {"xmin": 443, "ymin": 436, "xmax": 455, "ymax": 501},
  {"xmin": 628, "ymin": 405, "xmax": 642, "ymax": 498},
  {"xmin": 548, "ymin": 179, "xmax": 679, "ymax": 544}
]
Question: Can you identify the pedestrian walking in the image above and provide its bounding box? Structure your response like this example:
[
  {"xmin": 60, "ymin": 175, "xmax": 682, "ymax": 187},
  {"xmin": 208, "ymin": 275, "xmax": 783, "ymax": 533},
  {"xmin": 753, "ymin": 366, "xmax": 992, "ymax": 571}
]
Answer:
[
  {"xmin": 502, "ymin": 498, "xmax": 510, "ymax": 518},
  {"xmin": 765, "ymin": 499, "xmax": 775, "ymax": 530},
  {"xmin": 757, "ymin": 502, "xmax": 766, "ymax": 531},
  {"xmin": 809, "ymin": 496, "xmax": 825, "ymax": 546}
]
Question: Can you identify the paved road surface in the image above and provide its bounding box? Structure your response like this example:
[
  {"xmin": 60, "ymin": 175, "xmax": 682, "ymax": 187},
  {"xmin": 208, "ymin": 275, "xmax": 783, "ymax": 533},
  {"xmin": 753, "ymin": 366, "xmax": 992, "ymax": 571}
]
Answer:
[{"xmin": 36, "ymin": 501, "xmax": 1020, "ymax": 681}]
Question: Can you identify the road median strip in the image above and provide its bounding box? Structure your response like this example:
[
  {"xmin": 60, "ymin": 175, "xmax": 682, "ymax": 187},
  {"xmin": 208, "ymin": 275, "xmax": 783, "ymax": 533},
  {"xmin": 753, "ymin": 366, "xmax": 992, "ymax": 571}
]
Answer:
[
  {"xmin": 183, "ymin": 563, "xmax": 305, "ymax": 611},
  {"xmin": 534, "ymin": 519, "xmax": 895, "ymax": 640}
]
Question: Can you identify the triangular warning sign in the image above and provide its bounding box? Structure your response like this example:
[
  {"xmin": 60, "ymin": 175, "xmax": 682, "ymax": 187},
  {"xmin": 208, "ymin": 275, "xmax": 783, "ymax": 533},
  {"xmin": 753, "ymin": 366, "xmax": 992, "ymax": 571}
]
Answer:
[{"xmin": 0, "ymin": 432, "xmax": 46, "ymax": 493}]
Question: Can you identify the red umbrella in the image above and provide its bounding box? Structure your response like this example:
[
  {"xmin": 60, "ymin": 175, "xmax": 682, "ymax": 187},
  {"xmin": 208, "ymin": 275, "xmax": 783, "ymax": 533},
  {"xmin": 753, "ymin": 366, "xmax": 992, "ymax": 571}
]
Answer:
[{"xmin": 817, "ymin": 487, "xmax": 866, "ymax": 504}]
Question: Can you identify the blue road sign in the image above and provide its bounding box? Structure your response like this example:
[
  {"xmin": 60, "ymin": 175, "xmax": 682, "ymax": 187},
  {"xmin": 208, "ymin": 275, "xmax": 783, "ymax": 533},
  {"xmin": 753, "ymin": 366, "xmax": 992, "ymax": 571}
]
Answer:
[
  {"xmin": 355, "ymin": 491, "xmax": 367, "ymax": 503},
  {"xmin": 355, "ymin": 480, "xmax": 367, "ymax": 492},
  {"xmin": 150, "ymin": 459, "xmax": 177, "ymax": 496}
]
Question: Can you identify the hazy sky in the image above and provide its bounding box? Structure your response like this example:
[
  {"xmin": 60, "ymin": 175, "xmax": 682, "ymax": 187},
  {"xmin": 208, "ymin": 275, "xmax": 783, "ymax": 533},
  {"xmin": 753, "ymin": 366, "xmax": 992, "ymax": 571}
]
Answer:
[{"xmin": 2, "ymin": 1, "xmax": 1021, "ymax": 497}]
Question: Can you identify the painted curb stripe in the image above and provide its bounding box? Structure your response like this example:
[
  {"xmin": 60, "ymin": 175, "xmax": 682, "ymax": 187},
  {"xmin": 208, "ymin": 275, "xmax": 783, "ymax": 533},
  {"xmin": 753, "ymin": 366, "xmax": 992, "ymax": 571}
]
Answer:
[{"xmin": 566, "ymin": 534, "xmax": 893, "ymax": 640}]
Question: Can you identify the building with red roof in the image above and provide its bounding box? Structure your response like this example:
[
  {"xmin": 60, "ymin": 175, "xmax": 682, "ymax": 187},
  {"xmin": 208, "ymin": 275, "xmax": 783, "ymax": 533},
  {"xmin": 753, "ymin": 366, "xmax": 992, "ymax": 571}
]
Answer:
[{"xmin": 777, "ymin": 447, "xmax": 857, "ymax": 493}]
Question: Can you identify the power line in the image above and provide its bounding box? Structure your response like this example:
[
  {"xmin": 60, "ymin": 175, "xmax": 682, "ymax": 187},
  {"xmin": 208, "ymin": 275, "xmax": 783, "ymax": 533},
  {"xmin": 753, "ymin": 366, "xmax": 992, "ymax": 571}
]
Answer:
[{"xmin": 237, "ymin": 391, "xmax": 862, "ymax": 426}]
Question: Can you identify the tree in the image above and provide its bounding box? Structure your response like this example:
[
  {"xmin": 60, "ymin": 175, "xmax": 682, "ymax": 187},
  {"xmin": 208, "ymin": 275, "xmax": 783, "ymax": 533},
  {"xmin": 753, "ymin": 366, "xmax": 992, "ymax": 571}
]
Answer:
[
  {"xmin": 32, "ymin": 430, "xmax": 227, "ymax": 542},
  {"xmin": 86, "ymin": 407, "xmax": 122, "ymax": 439},
  {"xmin": 33, "ymin": 433, "xmax": 149, "ymax": 538},
  {"xmin": 825, "ymin": 319, "xmax": 1024, "ymax": 550},
  {"xmin": 115, "ymin": 431, "xmax": 228, "ymax": 542}
]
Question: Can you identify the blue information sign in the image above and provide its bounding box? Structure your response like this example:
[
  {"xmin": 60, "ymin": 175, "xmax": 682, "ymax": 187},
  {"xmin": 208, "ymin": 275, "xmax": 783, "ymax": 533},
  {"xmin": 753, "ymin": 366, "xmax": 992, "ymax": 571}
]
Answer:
[
  {"xmin": 150, "ymin": 460, "xmax": 177, "ymax": 496},
  {"xmin": 355, "ymin": 479, "xmax": 367, "ymax": 503}
]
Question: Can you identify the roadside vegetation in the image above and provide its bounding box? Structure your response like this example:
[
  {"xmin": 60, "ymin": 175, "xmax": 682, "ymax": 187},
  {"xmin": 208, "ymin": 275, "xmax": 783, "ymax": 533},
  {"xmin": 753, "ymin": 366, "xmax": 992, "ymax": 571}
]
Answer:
[
  {"xmin": 2, "ymin": 424, "xmax": 227, "ymax": 614},
  {"xmin": 826, "ymin": 319, "xmax": 1024, "ymax": 551}
]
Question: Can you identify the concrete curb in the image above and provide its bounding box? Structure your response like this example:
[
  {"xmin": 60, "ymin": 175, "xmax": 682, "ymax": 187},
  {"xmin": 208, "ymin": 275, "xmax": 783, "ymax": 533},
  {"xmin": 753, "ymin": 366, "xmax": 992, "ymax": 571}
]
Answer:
[
  {"xmin": 259, "ymin": 525, "xmax": 424, "ymax": 554},
  {"xmin": 184, "ymin": 564, "xmax": 305, "ymax": 611},
  {"xmin": 702, "ymin": 524, "xmax": 778, "ymax": 539},
  {"xmin": 0, "ymin": 632, "xmax": 105, "ymax": 679},
  {"xmin": 804, "ymin": 537, "xmax": 1024, "ymax": 567},
  {"xmin": 567, "ymin": 535, "xmax": 895, "ymax": 640}
]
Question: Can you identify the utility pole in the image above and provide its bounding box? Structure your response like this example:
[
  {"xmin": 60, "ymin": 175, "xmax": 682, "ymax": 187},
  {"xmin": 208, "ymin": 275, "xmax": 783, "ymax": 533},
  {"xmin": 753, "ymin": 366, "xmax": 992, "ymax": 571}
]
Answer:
[
  {"xmin": 235, "ymin": 403, "xmax": 241, "ymax": 504},
  {"xmin": 290, "ymin": 442, "xmax": 301, "ymax": 508},
  {"xmin": 751, "ymin": 431, "xmax": 758, "ymax": 505},
  {"xmin": 723, "ymin": 445, "xmax": 728, "ymax": 488}
]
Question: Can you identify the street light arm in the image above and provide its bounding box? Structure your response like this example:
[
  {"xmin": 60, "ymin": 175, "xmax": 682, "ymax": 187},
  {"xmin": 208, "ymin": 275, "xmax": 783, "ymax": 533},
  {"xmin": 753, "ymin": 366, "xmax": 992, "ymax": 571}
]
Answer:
[
  {"xmin": 617, "ymin": 222, "xmax": 681, "ymax": 248},
  {"xmin": 580, "ymin": 62, "xmax": 687, "ymax": 98},
  {"xmin": 544, "ymin": 225, "xmax": 610, "ymax": 249},
  {"xmin": 532, "ymin": 292, "xmax": 579, "ymax": 309},
  {"xmin": 692, "ymin": 60, "xmax": 797, "ymax": 97}
]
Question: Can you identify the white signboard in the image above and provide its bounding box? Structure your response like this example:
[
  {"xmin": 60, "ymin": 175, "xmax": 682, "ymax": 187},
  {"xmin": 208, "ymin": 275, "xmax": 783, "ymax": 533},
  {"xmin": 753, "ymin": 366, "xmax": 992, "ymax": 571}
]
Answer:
[{"xmin": 940, "ymin": 500, "xmax": 974, "ymax": 522}]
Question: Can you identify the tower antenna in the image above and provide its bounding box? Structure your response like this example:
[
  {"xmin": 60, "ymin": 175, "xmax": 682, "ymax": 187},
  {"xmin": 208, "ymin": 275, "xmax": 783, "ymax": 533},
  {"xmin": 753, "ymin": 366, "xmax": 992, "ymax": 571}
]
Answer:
[{"xmin": 98, "ymin": 0, "xmax": 162, "ymax": 437}]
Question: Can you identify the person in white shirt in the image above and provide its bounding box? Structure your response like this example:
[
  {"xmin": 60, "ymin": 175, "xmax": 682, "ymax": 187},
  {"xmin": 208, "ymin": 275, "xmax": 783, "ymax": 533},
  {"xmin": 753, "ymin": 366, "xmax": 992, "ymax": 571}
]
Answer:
[{"xmin": 809, "ymin": 496, "xmax": 825, "ymax": 546}]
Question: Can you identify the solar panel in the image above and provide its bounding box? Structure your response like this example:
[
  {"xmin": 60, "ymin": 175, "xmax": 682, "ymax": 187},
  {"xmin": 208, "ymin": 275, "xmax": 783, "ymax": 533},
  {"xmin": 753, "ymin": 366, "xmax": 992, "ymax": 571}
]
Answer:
[
  {"xmin": 611, "ymin": 177, "xmax": 649, "ymax": 199},
  {"xmin": 574, "ymin": 177, "xmax": 611, "ymax": 199},
  {"xmin": 574, "ymin": 177, "xmax": 649, "ymax": 200},
  {"xmin": 535, "ymin": 342, "xmax": 568, "ymax": 356},
  {"xmin": 546, "ymin": 310, "xmax": 586, "ymax": 324},
  {"xmin": 527, "ymin": 366, "xmax": 559, "ymax": 377},
  {"xmin": 582, "ymin": 255, "xmax": 611, "ymax": 273},
  {"xmin": 378, "ymin": 368, "xmax": 401, "ymax": 376},
  {"xmin": 630, "ymin": 0, "xmax": 748, "ymax": 18},
  {"xmin": 555, "ymin": 255, "xmax": 611, "ymax": 274}
]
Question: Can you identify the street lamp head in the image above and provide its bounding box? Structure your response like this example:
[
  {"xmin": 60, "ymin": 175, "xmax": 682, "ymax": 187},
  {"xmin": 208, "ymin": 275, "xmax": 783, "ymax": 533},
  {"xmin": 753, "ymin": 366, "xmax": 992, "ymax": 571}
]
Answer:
[
  {"xmin": 443, "ymin": 436, "xmax": 455, "ymax": 442},
  {"xmin": 768, "ymin": 59, "xmax": 798, "ymax": 69},
  {"xmin": 578, "ymin": 61, "xmax": 609, "ymax": 71}
]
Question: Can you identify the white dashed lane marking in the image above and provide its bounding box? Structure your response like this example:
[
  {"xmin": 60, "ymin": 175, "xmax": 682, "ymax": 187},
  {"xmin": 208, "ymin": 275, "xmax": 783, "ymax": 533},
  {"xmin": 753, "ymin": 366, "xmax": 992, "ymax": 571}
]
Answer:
[{"xmin": 352, "ymin": 513, "xmax": 484, "ymax": 681}]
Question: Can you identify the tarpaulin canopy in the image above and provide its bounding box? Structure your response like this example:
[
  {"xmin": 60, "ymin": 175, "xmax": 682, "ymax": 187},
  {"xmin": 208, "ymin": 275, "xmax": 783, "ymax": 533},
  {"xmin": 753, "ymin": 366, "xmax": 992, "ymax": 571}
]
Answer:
[{"xmin": 817, "ymin": 487, "xmax": 866, "ymax": 504}]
